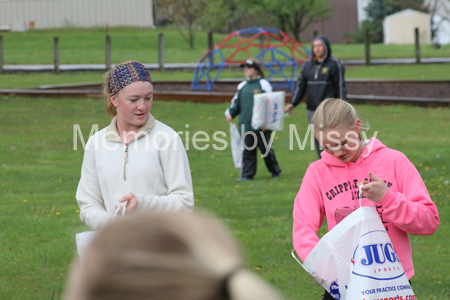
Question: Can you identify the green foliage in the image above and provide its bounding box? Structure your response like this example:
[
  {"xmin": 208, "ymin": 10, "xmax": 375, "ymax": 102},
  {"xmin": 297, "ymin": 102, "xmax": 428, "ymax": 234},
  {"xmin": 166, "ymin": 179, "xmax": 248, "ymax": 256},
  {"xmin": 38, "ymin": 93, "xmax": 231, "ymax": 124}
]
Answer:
[
  {"xmin": 198, "ymin": 0, "xmax": 249, "ymax": 33},
  {"xmin": 343, "ymin": 21, "xmax": 383, "ymax": 43},
  {"xmin": 0, "ymin": 97, "xmax": 449, "ymax": 299},
  {"xmin": 157, "ymin": 0, "xmax": 208, "ymax": 49},
  {"xmin": 246, "ymin": 0, "xmax": 331, "ymax": 40},
  {"xmin": 366, "ymin": 0, "xmax": 427, "ymax": 22}
]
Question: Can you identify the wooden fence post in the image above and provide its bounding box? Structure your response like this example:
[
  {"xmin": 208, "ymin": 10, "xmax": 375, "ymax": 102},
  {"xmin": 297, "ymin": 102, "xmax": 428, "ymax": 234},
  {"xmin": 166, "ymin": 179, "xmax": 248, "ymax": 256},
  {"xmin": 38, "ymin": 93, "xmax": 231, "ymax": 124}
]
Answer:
[
  {"xmin": 105, "ymin": 35, "xmax": 111, "ymax": 71},
  {"xmin": 259, "ymin": 34, "xmax": 265, "ymax": 61},
  {"xmin": 414, "ymin": 27, "xmax": 421, "ymax": 64},
  {"xmin": 207, "ymin": 30, "xmax": 214, "ymax": 63},
  {"xmin": 207, "ymin": 30, "xmax": 213, "ymax": 49},
  {"xmin": 53, "ymin": 37, "xmax": 59, "ymax": 74},
  {"xmin": 158, "ymin": 33, "xmax": 164, "ymax": 72},
  {"xmin": 0, "ymin": 36, "xmax": 3, "ymax": 74},
  {"xmin": 365, "ymin": 29, "xmax": 371, "ymax": 66}
]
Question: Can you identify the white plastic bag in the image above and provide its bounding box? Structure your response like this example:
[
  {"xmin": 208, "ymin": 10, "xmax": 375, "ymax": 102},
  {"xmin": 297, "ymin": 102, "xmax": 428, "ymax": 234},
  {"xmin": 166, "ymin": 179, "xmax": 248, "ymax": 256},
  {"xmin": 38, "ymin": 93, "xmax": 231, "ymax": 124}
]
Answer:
[
  {"xmin": 76, "ymin": 231, "xmax": 98, "ymax": 258},
  {"xmin": 292, "ymin": 187, "xmax": 415, "ymax": 300},
  {"xmin": 76, "ymin": 205, "xmax": 126, "ymax": 259},
  {"xmin": 229, "ymin": 123, "xmax": 242, "ymax": 168},
  {"xmin": 251, "ymin": 93, "xmax": 267, "ymax": 130},
  {"xmin": 251, "ymin": 91, "xmax": 285, "ymax": 131},
  {"xmin": 263, "ymin": 91, "xmax": 285, "ymax": 131}
]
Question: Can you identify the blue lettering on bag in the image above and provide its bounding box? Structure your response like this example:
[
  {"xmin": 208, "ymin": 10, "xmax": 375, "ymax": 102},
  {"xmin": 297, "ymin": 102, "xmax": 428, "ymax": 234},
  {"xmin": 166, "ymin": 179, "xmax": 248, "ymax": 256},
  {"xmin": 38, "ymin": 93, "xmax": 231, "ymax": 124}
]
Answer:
[
  {"xmin": 272, "ymin": 103, "xmax": 278, "ymax": 123},
  {"xmin": 330, "ymin": 282, "xmax": 341, "ymax": 300},
  {"xmin": 360, "ymin": 243, "xmax": 398, "ymax": 266},
  {"xmin": 352, "ymin": 230, "xmax": 404, "ymax": 280}
]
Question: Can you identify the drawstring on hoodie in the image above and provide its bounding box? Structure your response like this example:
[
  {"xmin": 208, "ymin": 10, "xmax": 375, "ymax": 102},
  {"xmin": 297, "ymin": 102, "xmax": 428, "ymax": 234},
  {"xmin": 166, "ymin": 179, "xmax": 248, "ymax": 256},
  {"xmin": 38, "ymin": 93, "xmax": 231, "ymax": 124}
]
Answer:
[
  {"xmin": 314, "ymin": 62, "xmax": 323, "ymax": 80},
  {"xmin": 343, "ymin": 141, "xmax": 371, "ymax": 208}
]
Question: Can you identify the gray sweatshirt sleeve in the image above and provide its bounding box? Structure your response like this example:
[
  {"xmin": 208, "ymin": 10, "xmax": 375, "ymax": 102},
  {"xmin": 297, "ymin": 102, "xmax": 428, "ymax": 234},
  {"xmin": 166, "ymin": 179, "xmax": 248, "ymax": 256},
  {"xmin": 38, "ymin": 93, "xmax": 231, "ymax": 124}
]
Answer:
[
  {"xmin": 76, "ymin": 137, "xmax": 113, "ymax": 230},
  {"xmin": 133, "ymin": 134, "xmax": 194, "ymax": 212}
]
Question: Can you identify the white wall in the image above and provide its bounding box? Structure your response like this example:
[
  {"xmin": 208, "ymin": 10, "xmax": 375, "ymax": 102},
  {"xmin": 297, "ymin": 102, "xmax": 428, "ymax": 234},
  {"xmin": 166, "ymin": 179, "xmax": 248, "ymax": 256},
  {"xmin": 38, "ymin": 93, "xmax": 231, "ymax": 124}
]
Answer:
[
  {"xmin": 0, "ymin": 0, "xmax": 154, "ymax": 30},
  {"xmin": 383, "ymin": 9, "xmax": 431, "ymax": 44}
]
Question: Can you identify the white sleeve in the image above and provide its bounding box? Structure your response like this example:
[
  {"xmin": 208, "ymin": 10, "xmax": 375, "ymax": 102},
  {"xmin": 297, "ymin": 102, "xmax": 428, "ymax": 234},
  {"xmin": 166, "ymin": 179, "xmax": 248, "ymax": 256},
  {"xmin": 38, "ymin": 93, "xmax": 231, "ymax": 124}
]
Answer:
[
  {"xmin": 76, "ymin": 138, "xmax": 113, "ymax": 230},
  {"xmin": 260, "ymin": 79, "xmax": 273, "ymax": 93},
  {"xmin": 134, "ymin": 134, "xmax": 194, "ymax": 212}
]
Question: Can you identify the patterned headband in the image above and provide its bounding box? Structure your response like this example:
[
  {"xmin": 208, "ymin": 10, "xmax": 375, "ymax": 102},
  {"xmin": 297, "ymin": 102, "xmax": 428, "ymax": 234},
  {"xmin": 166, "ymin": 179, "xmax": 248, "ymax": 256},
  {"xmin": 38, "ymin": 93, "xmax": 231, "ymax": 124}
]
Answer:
[{"xmin": 109, "ymin": 62, "xmax": 152, "ymax": 95}]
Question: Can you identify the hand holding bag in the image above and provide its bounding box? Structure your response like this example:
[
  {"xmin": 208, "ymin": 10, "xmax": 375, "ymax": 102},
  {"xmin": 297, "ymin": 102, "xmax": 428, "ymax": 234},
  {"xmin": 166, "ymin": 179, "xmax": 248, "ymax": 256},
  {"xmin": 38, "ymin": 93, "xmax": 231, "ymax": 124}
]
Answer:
[{"xmin": 292, "ymin": 186, "xmax": 416, "ymax": 300}]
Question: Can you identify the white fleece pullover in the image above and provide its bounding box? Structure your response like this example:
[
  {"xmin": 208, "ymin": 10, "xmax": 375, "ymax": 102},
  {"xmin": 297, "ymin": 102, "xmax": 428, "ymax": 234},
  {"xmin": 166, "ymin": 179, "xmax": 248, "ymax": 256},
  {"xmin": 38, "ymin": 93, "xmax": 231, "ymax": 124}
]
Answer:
[{"xmin": 76, "ymin": 115, "xmax": 194, "ymax": 230}]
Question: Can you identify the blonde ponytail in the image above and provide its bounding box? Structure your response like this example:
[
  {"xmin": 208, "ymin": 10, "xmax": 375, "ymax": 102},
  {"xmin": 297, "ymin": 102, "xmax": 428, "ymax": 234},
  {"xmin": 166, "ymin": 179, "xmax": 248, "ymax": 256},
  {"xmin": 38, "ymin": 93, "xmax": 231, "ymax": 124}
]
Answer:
[{"xmin": 64, "ymin": 212, "xmax": 283, "ymax": 300}]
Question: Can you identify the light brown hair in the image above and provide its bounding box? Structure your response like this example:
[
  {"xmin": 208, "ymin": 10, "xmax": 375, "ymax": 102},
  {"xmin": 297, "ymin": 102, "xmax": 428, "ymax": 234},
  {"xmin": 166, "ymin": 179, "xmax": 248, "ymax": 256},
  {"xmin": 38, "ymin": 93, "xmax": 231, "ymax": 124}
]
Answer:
[
  {"xmin": 64, "ymin": 212, "xmax": 283, "ymax": 300},
  {"xmin": 311, "ymin": 98, "xmax": 368, "ymax": 133}
]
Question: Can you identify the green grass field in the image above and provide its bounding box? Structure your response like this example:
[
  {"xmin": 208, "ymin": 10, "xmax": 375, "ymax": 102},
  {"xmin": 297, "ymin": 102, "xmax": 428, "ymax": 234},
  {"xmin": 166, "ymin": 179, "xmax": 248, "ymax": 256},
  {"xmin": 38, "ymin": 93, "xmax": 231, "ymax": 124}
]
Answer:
[
  {"xmin": 1, "ymin": 27, "xmax": 449, "ymax": 91},
  {"xmin": 1, "ymin": 63, "xmax": 449, "ymax": 90},
  {"xmin": 1, "ymin": 27, "xmax": 450, "ymax": 65},
  {"xmin": 0, "ymin": 96, "xmax": 449, "ymax": 299},
  {"xmin": 1, "ymin": 26, "xmax": 449, "ymax": 299}
]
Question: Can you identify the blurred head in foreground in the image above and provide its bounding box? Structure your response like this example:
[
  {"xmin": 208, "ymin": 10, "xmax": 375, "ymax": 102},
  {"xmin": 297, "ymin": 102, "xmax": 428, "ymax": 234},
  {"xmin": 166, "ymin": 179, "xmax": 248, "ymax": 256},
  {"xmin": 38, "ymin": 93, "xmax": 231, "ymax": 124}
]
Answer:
[{"xmin": 64, "ymin": 212, "xmax": 283, "ymax": 300}]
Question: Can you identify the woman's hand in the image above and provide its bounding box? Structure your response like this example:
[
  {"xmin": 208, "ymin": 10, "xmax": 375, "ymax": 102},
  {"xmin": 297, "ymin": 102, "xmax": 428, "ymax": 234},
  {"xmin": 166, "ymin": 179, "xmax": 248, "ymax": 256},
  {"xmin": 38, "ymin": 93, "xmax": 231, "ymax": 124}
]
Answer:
[
  {"xmin": 285, "ymin": 104, "xmax": 294, "ymax": 114},
  {"xmin": 114, "ymin": 193, "xmax": 138, "ymax": 215},
  {"xmin": 359, "ymin": 173, "xmax": 388, "ymax": 203},
  {"xmin": 226, "ymin": 116, "xmax": 232, "ymax": 123}
]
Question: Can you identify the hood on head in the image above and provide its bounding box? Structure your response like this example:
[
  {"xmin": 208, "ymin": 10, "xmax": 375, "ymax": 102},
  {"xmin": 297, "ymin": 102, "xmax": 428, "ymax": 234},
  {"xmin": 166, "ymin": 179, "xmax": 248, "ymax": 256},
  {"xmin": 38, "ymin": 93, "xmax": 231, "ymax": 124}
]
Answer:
[
  {"xmin": 311, "ymin": 35, "xmax": 332, "ymax": 60},
  {"xmin": 320, "ymin": 138, "xmax": 386, "ymax": 167}
]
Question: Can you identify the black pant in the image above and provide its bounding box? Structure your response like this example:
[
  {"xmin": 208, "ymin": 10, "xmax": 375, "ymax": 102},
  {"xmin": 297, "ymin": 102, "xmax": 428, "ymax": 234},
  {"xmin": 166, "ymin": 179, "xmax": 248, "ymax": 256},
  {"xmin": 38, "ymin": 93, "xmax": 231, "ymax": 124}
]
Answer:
[
  {"xmin": 241, "ymin": 130, "xmax": 281, "ymax": 178},
  {"xmin": 307, "ymin": 109, "xmax": 323, "ymax": 159},
  {"xmin": 313, "ymin": 135, "xmax": 323, "ymax": 159},
  {"xmin": 323, "ymin": 290, "xmax": 335, "ymax": 300}
]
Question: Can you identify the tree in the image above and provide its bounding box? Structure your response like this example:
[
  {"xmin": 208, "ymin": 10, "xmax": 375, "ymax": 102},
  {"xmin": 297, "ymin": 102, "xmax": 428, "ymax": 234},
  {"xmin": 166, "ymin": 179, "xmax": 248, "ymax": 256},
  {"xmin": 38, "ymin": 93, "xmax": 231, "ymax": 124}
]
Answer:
[
  {"xmin": 247, "ymin": 0, "xmax": 331, "ymax": 41},
  {"xmin": 157, "ymin": 0, "xmax": 206, "ymax": 49},
  {"xmin": 424, "ymin": 0, "xmax": 450, "ymax": 43},
  {"xmin": 384, "ymin": 0, "xmax": 427, "ymax": 12},
  {"xmin": 198, "ymin": 0, "xmax": 249, "ymax": 33}
]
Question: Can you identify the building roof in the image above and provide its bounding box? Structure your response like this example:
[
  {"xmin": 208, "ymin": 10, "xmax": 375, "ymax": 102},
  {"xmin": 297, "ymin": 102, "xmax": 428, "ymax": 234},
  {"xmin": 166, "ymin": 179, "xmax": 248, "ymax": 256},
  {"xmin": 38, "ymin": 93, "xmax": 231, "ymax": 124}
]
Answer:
[{"xmin": 384, "ymin": 8, "xmax": 431, "ymax": 20}]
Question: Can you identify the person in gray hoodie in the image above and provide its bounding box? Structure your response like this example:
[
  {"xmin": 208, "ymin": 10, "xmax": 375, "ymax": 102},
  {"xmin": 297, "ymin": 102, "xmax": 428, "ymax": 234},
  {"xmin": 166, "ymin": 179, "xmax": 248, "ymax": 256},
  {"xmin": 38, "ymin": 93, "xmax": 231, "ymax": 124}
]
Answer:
[{"xmin": 285, "ymin": 35, "xmax": 347, "ymax": 158}]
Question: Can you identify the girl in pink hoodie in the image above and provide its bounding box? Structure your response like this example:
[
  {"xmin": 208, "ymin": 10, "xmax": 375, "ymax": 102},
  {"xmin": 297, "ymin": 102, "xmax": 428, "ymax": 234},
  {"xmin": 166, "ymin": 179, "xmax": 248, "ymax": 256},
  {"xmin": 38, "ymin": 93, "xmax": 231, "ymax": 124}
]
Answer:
[{"xmin": 292, "ymin": 98, "xmax": 439, "ymax": 300}]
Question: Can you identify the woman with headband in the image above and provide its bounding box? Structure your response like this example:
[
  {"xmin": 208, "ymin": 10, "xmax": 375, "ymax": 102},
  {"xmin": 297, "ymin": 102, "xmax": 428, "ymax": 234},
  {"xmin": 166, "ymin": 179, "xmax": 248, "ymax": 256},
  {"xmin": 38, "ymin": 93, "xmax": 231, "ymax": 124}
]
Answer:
[{"xmin": 76, "ymin": 61, "xmax": 194, "ymax": 230}]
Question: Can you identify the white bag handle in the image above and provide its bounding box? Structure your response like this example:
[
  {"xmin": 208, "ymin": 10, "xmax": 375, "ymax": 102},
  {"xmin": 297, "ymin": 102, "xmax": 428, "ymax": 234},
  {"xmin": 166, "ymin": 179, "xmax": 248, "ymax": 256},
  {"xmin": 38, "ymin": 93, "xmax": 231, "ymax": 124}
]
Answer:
[
  {"xmin": 359, "ymin": 184, "xmax": 363, "ymax": 208},
  {"xmin": 112, "ymin": 201, "xmax": 127, "ymax": 220},
  {"xmin": 358, "ymin": 183, "xmax": 375, "ymax": 208},
  {"xmin": 291, "ymin": 249, "xmax": 308, "ymax": 272}
]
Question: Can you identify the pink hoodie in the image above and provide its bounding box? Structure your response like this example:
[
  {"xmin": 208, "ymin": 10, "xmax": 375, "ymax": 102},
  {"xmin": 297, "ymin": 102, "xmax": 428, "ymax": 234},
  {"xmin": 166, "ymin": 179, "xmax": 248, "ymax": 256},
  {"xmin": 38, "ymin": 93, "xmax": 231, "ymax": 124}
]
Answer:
[{"xmin": 292, "ymin": 138, "xmax": 439, "ymax": 279}]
